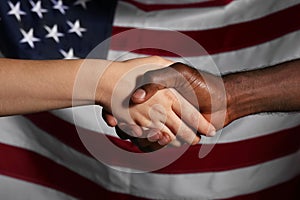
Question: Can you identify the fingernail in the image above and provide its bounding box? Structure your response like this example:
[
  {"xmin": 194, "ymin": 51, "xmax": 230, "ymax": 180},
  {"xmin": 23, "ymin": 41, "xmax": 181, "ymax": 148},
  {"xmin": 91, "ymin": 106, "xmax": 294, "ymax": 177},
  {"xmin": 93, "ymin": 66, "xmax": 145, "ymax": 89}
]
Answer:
[
  {"xmin": 133, "ymin": 89, "xmax": 146, "ymax": 99},
  {"xmin": 111, "ymin": 118, "xmax": 117, "ymax": 126},
  {"xmin": 208, "ymin": 130, "xmax": 216, "ymax": 137},
  {"xmin": 192, "ymin": 136, "xmax": 201, "ymax": 145},
  {"xmin": 148, "ymin": 131, "xmax": 160, "ymax": 142},
  {"xmin": 207, "ymin": 126, "xmax": 216, "ymax": 136},
  {"xmin": 132, "ymin": 126, "xmax": 142, "ymax": 137},
  {"xmin": 158, "ymin": 139, "xmax": 166, "ymax": 146},
  {"xmin": 158, "ymin": 136, "xmax": 170, "ymax": 146}
]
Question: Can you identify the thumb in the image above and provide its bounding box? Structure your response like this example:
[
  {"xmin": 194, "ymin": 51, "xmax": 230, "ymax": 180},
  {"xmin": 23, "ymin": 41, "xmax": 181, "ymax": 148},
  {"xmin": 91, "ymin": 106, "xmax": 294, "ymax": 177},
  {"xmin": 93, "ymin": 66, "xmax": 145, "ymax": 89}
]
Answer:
[
  {"xmin": 131, "ymin": 63, "xmax": 183, "ymax": 104},
  {"xmin": 131, "ymin": 83, "xmax": 165, "ymax": 104}
]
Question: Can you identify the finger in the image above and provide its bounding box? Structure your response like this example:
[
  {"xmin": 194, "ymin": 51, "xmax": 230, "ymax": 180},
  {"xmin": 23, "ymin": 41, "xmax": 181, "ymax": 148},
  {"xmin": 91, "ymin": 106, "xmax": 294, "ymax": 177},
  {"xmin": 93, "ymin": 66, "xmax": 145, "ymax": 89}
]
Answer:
[
  {"xmin": 116, "ymin": 123, "xmax": 143, "ymax": 140},
  {"xmin": 165, "ymin": 112, "xmax": 201, "ymax": 145},
  {"xmin": 131, "ymin": 62, "xmax": 192, "ymax": 104},
  {"xmin": 171, "ymin": 90, "xmax": 216, "ymax": 137},
  {"xmin": 115, "ymin": 124, "xmax": 132, "ymax": 140},
  {"xmin": 147, "ymin": 122, "xmax": 182, "ymax": 146},
  {"xmin": 131, "ymin": 65, "xmax": 180, "ymax": 104},
  {"xmin": 146, "ymin": 128, "xmax": 162, "ymax": 142},
  {"xmin": 148, "ymin": 131, "xmax": 173, "ymax": 146},
  {"xmin": 131, "ymin": 138, "xmax": 164, "ymax": 152},
  {"xmin": 127, "ymin": 127, "xmax": 166, "ymax": 152},
  {"xmin": 131, "ymin": 84, "xmax": 164, "ymax": 104},
  {"xmin": 145, "ymin": 128, "xmax": 183, "ymax": 148},
  {"xmin": 102, "ymin": 110, "xmax": 118, "ymax": 127},
  {"xmin": 135, "ymin": 129, "xmax": 162, "ymax": 146},
  {"xmin": 115, "ymin": 124, "xmax": 165, "ymax": 152}
]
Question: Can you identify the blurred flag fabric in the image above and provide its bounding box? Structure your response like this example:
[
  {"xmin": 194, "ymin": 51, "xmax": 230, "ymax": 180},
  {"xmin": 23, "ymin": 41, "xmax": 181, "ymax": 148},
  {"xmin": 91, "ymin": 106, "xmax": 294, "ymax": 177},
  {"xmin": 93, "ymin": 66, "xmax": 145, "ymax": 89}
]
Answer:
[{"xmin": 0, "ymin": 0, "xmax": 300, "ymax": 199}]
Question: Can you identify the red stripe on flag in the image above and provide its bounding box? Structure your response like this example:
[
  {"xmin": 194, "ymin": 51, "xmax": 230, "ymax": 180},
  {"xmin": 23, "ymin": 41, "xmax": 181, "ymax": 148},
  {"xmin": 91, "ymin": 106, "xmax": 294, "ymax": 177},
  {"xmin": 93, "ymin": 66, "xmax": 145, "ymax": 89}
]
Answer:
[
  {"xmin": 122, "ymin": 0, "xmax": 233, "ymax": 11},
  {"xmin": 0, "ymin": 143, "xmax": 150, "ymax": 200},
  {"xmin": 24, "ymin": 113, "xmax": 300, "ymax": 173},
  {"xmin": 0, "ymin": 142, "xmax": 299, "ymax": 200},
  {"xmin": 111, "ymin": 4, "xmax": 300, "ymax": 56},
  {"xmin": 156, "ymin": 126, "xmax": 300, "ymax": 173}
]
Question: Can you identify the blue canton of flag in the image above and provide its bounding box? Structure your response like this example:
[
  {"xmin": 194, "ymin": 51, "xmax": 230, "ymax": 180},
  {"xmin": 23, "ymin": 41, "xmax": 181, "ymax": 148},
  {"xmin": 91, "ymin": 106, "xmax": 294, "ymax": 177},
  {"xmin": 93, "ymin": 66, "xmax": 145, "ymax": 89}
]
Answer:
[{"xmin": 0, "ymin": 0, "xmax": 117, "ymax": 59}]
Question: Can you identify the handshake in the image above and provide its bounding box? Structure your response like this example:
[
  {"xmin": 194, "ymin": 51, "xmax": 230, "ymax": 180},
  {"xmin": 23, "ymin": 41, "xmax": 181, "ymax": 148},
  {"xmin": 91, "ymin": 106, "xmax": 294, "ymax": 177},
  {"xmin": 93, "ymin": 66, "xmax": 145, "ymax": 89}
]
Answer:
[
  {"xmin": 1, "ymin": 56, "xmax": 298, "ymax": 152},
  {"xmin": 97, "ymin": 56, "xmax": 299, "ymax": 152},
  {"xmin": 97, "ymin": 56, "xmax": 241, "ymax": 152}
]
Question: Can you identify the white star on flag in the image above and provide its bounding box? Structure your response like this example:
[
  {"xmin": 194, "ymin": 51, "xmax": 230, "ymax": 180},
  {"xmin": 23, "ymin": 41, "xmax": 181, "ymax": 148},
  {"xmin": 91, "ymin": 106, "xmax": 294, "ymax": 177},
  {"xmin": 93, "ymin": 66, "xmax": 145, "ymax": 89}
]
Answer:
[
  {"xmin": 74, "ymin": 0, "xmax": 91, "ymax": 10},
  {"xmin": 67, "ymin": 20, "xmax": 86, "ymax": 37},
  {"xmin": 44, "ymin": 25, "xmax": 64, "ymax": 43},
  {"xmin": 59, "ymin": 48, "xmax": 79, "ymax": 59},
  {"xmin": 52, "ymin": 0, "xmax": 68, "ymax": 15},
  {"xmin": 7, "ymin": 1, "xmax": 26, "ymax": 22},
  {"xmin": 30, "ymin": 0, "xmax": 48, "ymax": 19},
  {"xmin": 20, "ymin": 28, "xmax": 40, "ymax": 48}
]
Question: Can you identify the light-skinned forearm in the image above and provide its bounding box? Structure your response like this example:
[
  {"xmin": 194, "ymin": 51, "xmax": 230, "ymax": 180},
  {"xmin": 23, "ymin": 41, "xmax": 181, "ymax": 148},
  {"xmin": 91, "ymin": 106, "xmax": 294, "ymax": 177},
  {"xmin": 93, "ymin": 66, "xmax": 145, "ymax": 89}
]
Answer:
[
  {"xmin": 224, "ymin": 59, "xmax": 300, "ymax": 122},
  {"xmin": 0, "ymin": 56, "xmax": 174, "ymax": 117},
  {"xmin": 0, "ymin": 58, "xmax": 105, "ymax": 116}
]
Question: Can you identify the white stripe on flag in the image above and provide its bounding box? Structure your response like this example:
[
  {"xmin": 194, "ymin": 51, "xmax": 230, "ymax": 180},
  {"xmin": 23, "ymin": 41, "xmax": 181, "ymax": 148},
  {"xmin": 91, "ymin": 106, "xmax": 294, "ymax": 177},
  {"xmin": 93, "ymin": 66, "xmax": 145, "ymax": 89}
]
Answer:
[
  {"xmin": 0, "ymin": 175, "xmax": 76, "ymax": 200},
  {"xmin": 108, "ymin": 29, "xmax": 300, "ymax": 74},
  {"xmin": 115, "ymin": 0, "xmax": 300, "ymax": 30},
  {"xmin": 125, "ymin": 0, "xmax": 213, "ymax": 4},
  {"xmin": 129, "ymin": 150, "xmax": 300, "ymax": 199},
  {"xmin": 51, "ymin": 106, "xmax": 300, "ymax": 144}
]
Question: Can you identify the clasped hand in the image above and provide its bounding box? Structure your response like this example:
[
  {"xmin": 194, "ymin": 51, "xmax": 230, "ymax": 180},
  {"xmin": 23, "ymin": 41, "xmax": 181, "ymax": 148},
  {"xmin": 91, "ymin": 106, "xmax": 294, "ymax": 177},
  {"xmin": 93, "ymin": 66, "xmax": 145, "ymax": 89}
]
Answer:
[{"xmin": 101, "ymin": 57, "xmax": 228, "ymax": 152}]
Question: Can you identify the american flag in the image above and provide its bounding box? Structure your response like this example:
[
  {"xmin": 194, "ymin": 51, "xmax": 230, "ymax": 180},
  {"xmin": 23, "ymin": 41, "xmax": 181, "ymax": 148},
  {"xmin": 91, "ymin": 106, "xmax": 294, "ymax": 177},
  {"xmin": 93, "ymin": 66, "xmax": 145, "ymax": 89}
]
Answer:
[
  {"xmin": 0, "ymin": 0, "xmax": 300, "ymax": 199},
  {"xmin": 0, "ymin": 0, "xmax": 117, "ymax": 59}
]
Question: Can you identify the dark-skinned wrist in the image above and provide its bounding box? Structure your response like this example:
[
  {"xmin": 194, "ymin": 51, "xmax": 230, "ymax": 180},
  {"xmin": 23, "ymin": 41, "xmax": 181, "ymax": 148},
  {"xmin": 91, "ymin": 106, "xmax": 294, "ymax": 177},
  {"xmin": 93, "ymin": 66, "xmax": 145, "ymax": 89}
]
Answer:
[
  {"xmin": 223, "ymin": 72, "xmax": 259, "ymax": 123},
  {"xmin": 223, "ymin": 68, "xmax": 282, "ymax": 122}
]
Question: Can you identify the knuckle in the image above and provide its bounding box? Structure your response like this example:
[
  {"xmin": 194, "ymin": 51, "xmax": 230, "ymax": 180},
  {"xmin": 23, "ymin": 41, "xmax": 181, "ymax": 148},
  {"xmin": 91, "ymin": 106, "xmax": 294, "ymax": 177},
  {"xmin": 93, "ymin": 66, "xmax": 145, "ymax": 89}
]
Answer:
[
  {"xmin": 162, "ymin": 89, "xmax": 176, "ymax": 102},
  {"xmin": 150, "ymin": 55, "xmax": 162, "ymax": 60},
  {"xmin": 150, "ymin": 56, "xmax": 164, "ymax": 63},
  {"xmin": 183, "ymin": 66, "xmax": 198, "ymax": 79},
  {"xmin": 135, "ymin": 116, "xmax": 152, "ymax": 128},
  {"xmin": 144, "ymin": 70, "xmax": 156, "ymax": 83},
  {"xmin": 145, "ymin": 69, "xmax": 163, "ymax": 82},
  {"xmin": 172, "ymin": 62, "xmax": 198, "ymax": 78},
  {"xmin": 172, "ymin": 62, "xmax": 189, "ymax": 71}
]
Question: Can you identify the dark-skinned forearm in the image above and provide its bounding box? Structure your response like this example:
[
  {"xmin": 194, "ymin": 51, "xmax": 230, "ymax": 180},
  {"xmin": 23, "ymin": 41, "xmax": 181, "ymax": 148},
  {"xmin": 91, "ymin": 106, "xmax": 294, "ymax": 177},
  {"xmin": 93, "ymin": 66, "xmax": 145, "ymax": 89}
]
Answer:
[{"xmin": 224, "ymin": 59, "xmax": 300, "ymax": 121}]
